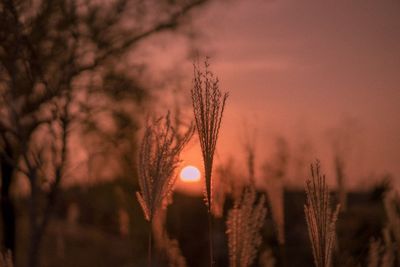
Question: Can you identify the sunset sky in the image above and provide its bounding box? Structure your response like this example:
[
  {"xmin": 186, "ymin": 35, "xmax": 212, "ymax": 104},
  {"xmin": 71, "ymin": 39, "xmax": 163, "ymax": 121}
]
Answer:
[
  {"xmin": 6, "ymin": 2, "xmax": 397, "ymax": 265},
  {"xmin": 157, "ymin": 0, "xmax": 400, "ymax": 192}
]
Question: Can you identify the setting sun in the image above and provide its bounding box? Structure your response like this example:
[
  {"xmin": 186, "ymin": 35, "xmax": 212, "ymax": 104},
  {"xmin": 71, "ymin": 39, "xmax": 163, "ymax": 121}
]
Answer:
[{"xmin": 180, "ymin": 165, "xmax": 201, "ymax": 183}]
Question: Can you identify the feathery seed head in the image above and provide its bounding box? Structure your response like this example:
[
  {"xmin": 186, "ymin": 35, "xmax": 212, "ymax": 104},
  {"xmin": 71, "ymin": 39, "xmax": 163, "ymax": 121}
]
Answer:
[
  {"xmin": 136, "ymin": 112, "xmax": 194, "ymax": 221},
  {"xmin": 191, "ymin": 58, "xmax": 228, "ymax": 212},
  {"xmin": 304, "ymin": 160, "xmax": 340, "ymax": 267},
  {"xmin": 226, "ymin": 186, "xmax": 267, "ymax": 267}
]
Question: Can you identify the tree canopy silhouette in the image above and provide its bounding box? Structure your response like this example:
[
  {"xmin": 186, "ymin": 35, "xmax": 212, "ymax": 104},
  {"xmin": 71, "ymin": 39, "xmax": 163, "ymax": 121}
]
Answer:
[{"xmin": 0, "ymin": 0, "xmax": 210, "ymax": 266}]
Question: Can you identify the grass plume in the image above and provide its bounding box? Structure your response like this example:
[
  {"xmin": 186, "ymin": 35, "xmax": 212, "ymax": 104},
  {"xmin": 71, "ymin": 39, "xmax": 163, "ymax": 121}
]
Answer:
[
  {"xmin": 191, "ymin": 58, "xmax": 228, "ymax": 266},
  {"xmin": 136, "ymin": 112, "xmax": 193, "ymax": 266},
  {"xmin": 191, "ymin": 59, "xmax": 228, "ymax": 211},
  {"xmin": 304, "ymin": 160, "xmax": 340, "ymax": 267},
  {"xmin": 136, "ymin": 112, "xmax": 194, "ymax": 221},
  {"xmin": 226, "ymin": 186, "xmax": 267, "ymax": 267}
]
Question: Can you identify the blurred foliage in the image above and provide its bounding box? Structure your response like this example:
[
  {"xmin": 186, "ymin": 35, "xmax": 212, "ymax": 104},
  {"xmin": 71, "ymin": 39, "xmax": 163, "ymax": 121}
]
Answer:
[
  {"xmin": 2, "ymin": 182, "xmax": 387, "ymax": 267},
  {"xmin": 369, "ymin": 174, "xmax": 393, "ymax": 202}
]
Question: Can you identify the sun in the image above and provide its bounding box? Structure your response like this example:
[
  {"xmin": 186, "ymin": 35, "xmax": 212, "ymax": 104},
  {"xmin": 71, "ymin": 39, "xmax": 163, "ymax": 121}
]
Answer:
[{"xmin": 180, "ymin": 165, "xmax": 201, "ymax": 183}]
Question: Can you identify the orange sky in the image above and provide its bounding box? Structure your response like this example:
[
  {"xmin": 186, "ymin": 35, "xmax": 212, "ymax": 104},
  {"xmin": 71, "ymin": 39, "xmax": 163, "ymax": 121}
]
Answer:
[
  {"xmin": 54, "ymin": 0, "xmax": 400, "ymax": 194},
  {"xmin": 146, "ymin": 0, "xmax": 400, "ymax": 192}
]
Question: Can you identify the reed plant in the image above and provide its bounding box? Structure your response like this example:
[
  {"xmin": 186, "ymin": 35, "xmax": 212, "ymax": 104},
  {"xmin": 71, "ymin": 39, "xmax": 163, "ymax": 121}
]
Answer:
[
  {"xmin": 367, "ymin": 228, "xmax": 394, "ymax": 267},
  {"xmin": 152, "ymin": 209, "xmax": 187, "ymax": 267},
  {"xmin": 0, "ymin": 251, "xmax": 12, "ymax": 267},
  {"xmin": 304, "ymin": 161, "xmax": 340, "ymax": 267},
  {"xmin": 191, "ymin": 59, "xmax": 228, "ymax": 266},
  {"xmin": 384, "ymin": 191, "xmax": 400, "ymax": 256},
  {"xmin": 262, "ymin": 137, "xmax": 288, "ymax": 246},
  {"xmin": 259, "ymin": 248, "xmax": 276, "ymax": 267},
  {"xmin": 191, "ymin": 59, "xmax": 228, "ymax": 211},
  {"xmin": 136, "ymin": 112, "xmax": 194, "ymax": 267},
  {"xmin": 226, "ymin": 186, "xmax": 267, "ymax": 267}
]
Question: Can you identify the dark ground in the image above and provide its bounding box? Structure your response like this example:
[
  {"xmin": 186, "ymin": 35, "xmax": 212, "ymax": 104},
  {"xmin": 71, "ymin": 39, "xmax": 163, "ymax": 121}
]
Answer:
[{"xmin": 2, "ymin": 180, "xmax": 388, "ymax": 267}]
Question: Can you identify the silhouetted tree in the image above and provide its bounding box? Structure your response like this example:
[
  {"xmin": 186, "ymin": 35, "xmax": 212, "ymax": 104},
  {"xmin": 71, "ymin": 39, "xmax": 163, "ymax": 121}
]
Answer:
[{"xmin": 0, "ymin": 0, "xmax": 211, "ymax": 266}]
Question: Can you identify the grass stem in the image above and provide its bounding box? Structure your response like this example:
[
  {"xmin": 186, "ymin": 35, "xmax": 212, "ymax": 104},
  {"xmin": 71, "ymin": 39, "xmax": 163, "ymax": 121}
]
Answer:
[
  {"xmin": 148, "ymin": 221, "xmax": 152, "ymax": 267},
  {"xmin": 208, "ymin": 212, "xmax": 214, "ymax": 267}
]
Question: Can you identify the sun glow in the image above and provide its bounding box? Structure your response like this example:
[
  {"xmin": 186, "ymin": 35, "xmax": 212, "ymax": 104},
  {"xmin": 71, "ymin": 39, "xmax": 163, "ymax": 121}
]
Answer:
[{"xmin": 180, "ymin": 165, "xmax": 201, "ymax": 183}]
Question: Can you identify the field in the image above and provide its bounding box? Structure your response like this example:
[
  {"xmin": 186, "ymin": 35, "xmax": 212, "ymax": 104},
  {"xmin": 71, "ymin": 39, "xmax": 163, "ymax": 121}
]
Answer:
[{"xmin": 5, "ymin": 181, "xmax": 388, "ymax": 267}]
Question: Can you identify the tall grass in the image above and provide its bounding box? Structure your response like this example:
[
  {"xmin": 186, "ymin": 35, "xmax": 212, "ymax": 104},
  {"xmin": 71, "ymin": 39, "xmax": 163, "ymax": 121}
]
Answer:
[
  {"xmin": 226, "ymin": 186, "xmax": 267, "ymax": 267},
  {"xmin": 152, "ymin": 209, "xmax": 187, "ymax": 267},
  {"xmin": 262, "ymin": 137, "xmax": 288, "ymax": 247},
  {"xmin": 259, "ymin": 248, "xmax": 276, "ymax": 267},
  {"xmin": 191, "ymin": 59, "xmax": 229, "ymax": 211},
  {"xmin": 384, "ymin": 191, "xmax": 400, "ymax": 256},
  {"xmin": 334, "ymin": 155, "xmax": 347, "ymax": 212},
  {"xmin": 367, "ymin": 228, "xmax": 394, "ymax": 267},
  {"xmin": 0, "ymin": 251, "xmax": 12, "ymax": 267},
  {"xmin": 136, "ymin": 112, "xmax": 194, "ymax": 267},
  {"xmin": 304, "ymin": 161, "xmax": 340, "ymax": 267},
  {"xmin": 191, "ymin": 59, "xmax": 228, "ymax": 266}
]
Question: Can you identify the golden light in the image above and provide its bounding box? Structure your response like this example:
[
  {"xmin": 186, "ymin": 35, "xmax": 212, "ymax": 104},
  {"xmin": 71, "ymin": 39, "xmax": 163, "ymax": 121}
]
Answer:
[{"xmin": 180, "ymin": 165, "xmax": 201, "ymax": 183}]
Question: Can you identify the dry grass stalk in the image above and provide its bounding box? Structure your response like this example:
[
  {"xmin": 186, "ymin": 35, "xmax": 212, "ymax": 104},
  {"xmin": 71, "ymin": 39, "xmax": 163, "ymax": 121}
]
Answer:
[
  {"xmin": 242, "ymin": 126, "xmax": 257, "ymax": 185},
  {"xmin": 153, "ymin": 209, "xmax": 187, "ymax": 267},
  {"xmin": 384, "ymin": 191, "xmax": 400, "ymax": 256},
  {"xmin": 191, "ymin": 59, "xmax": 228, "ymax": 211},
  {"xmin": 334, "ymin": 155, "xmax": 347, "ymax": 211},
  {"xmin": 259, "ymin": 248, "xmax": 276, "ymax": 267},
  {"xmin": 136, "ymin": 112, "xmax": 193, "ymax": 222},
  {"xmin": 272, "ymin": 185, "xmax": 284, "ymax": 246},
  {"xmin": 262, "ymin": 137, "xmax": 288, "ymax": 245},
  {"xmin": 262, "ymin": 175, "xmax": 285, "ymax": 245},
  {"xmin": 136, "ymin": 112, "xmax": 193, "ymax": 267},
  {"xmin": 213, "ymin": 157, "xmax": 244, "ymax": 218},
  {"xmin": 368, "ymin": 239, "xmax": 383, "ymax": 267},
  {"xmin": 226, "ymin": 186, "xmax": 267, "ymax": 267},
  {"xmin": 368, "ymin": 239, "xmax": 382, "ymax": 267},
  {"xmin": 367, "ymin": 228, "xmax": 395, "ymax": 267},
  {"xmin": 0, "ymin": 251, "xmax": 12, "ymax": 267},
  {"xmin": 212, "ymin": 162, "xmax": 231, "ymax": 218},
  {"xmin": 304, "ymin": 161, "xmax": 340, "ymax": 267}
]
